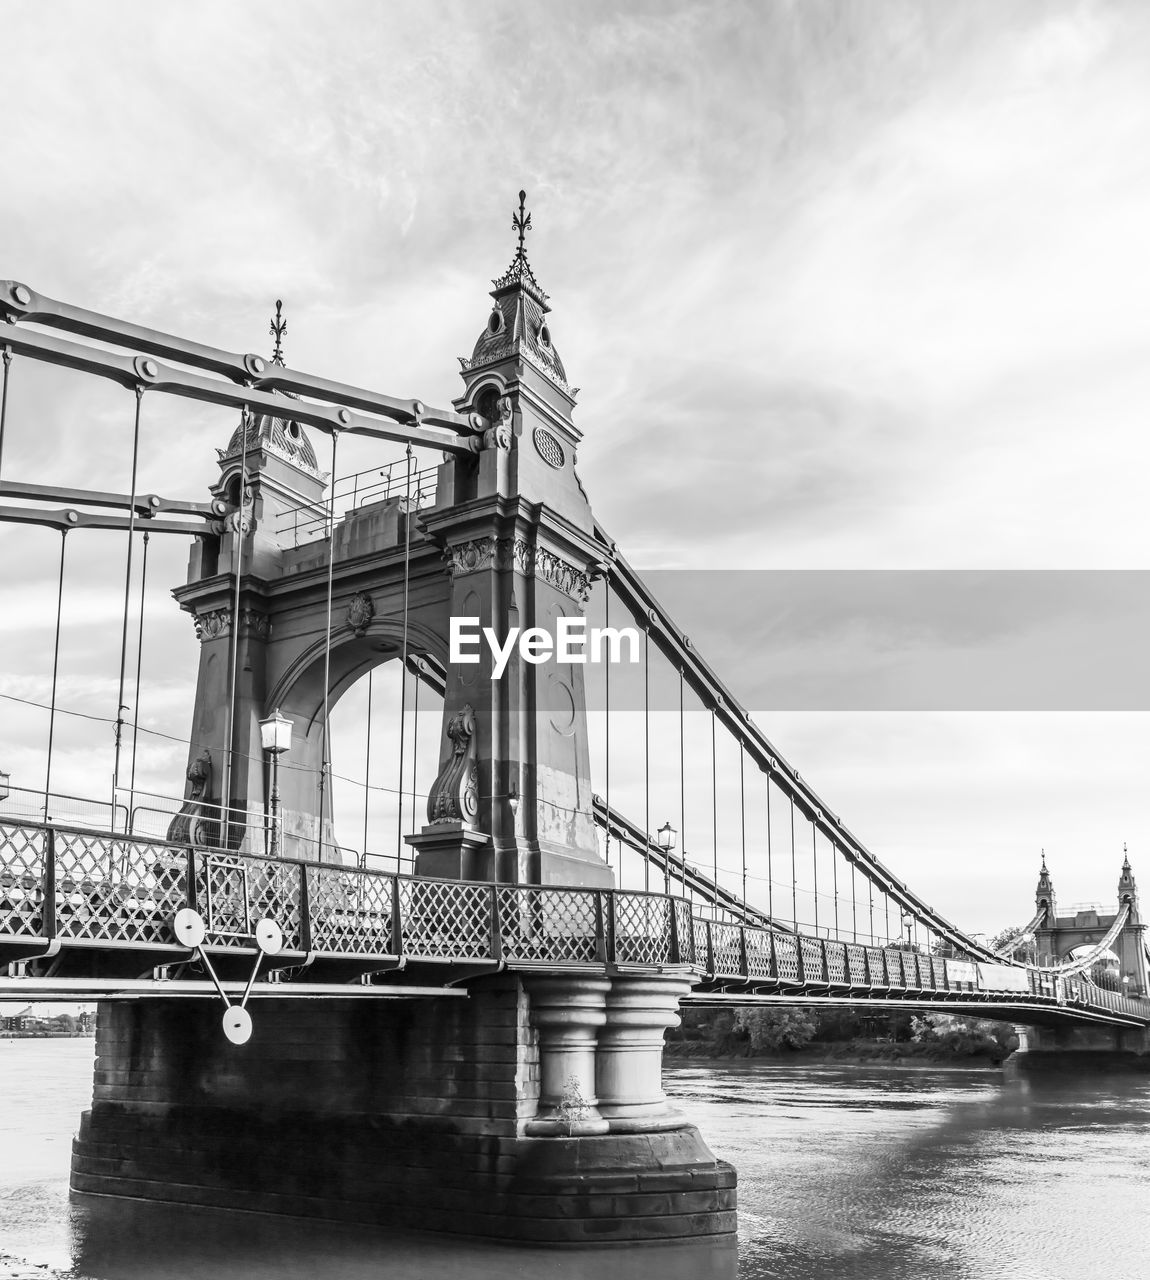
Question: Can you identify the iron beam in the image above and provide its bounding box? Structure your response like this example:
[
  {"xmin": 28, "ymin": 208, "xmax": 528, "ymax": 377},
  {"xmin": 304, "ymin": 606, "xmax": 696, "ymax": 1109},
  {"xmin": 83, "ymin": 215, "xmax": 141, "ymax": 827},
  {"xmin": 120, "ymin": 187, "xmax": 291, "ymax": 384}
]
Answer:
[
  {"xmin": 1, "ymin": 280, "xmax": 475, "ymax": 435},
  {"xmin": 0, "ymin": 479, "xmax": 221, "ymax": 519},
  {"xmin": 0, "ymin": 324, "xmax": 475, "ymax": 454},
  {"xmin": 0, "ymin": 978, "xmax": 467, "ymax": 1001},
  {"xmin": 0, "ymin": 503, "xmax": 214, "ymax": 535}
]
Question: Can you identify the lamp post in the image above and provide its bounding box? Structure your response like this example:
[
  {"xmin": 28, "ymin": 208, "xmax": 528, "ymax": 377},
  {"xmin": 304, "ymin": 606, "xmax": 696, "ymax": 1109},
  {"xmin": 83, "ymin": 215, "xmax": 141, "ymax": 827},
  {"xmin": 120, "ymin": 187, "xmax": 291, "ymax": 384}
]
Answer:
[
  {"xmin": 656, "ymin": 820, "xmax": 677, "ymax": 894},
  {"xmin": 259, "ymin": 709, "xmax": 293, "ymax": 858},
  {"xmin": 0, "ymin": 770, "xmax": 8, "ymax": 804},
  {"xmin": 901, "ymin": 912, "xmax": 913, "ymax": 949}
]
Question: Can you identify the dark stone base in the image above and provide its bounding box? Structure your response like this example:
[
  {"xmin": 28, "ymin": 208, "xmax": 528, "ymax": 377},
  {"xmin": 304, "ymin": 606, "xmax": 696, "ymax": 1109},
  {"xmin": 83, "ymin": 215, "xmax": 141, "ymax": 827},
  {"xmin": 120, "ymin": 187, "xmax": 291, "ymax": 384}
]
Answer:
[
  {"xmin": 1007, "ymin": 1049, "xmax": 1150, "ymax": 1074},
  {"xmin": 71, "ymin": 1110, "xmax": 734, "ymax": 1244},
  {"xmin": 68, "ymin": 997, "xmax": 734, "ymax": 1245}
]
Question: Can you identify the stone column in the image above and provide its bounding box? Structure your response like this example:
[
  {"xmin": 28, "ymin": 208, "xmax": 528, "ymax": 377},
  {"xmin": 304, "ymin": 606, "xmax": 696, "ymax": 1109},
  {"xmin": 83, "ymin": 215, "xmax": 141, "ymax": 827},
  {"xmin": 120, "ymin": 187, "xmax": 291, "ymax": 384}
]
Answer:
[
  {"xmin": 596, "ymin": 973, "xmax": 694, "ymax": 1133},
  {"xmin": 524, "ymin": 974, "xmax": 610, "ymax": 1136}
]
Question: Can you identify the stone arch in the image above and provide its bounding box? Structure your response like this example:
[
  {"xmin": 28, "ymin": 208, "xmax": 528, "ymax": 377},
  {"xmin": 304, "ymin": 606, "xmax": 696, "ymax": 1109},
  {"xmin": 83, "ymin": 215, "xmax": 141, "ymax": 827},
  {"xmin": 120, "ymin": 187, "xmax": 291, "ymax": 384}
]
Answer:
[{"xmin": 265, "ymin": 618, "xmax": 448, "ymax": 862}]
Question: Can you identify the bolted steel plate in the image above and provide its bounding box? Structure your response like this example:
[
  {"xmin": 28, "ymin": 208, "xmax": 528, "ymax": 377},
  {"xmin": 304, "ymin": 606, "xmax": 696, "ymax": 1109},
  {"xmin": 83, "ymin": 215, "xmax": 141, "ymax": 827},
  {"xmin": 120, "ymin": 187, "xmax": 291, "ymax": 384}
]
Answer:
[
  {"xmin": 254, "ymin": 918, "xmax": 284, "ymax": 956},
  {"xmin": 172, "ymin": 907, "xmax": 206, "ymax": 949},
  {"xmin": 222, "ymin": 1006, "xmax": 253, "ymax": 1045}
]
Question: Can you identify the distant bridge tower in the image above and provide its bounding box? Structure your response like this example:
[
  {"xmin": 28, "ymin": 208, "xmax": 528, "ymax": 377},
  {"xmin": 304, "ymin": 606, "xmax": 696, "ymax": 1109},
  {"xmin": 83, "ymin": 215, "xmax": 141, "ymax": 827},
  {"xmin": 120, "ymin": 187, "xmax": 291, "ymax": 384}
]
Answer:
[{"xmin": 1033, "ymin": 851, "xmax": 1149, "ymax": 996}]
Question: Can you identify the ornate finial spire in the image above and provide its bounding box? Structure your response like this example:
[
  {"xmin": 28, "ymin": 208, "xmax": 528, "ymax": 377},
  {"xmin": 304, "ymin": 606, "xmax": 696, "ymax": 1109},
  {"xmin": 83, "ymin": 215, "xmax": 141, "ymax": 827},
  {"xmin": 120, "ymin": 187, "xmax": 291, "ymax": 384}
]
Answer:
[
  {"xmin": 1040, "ymin": 848, "xmax": 1048, "ymax": 873},
  {"xmin": 1123, "ymin": 841, "xmax": 1131, "ymax": 870},
  {"xmin": 512, "ymin": 189, "xmax": 532, "ymax": 261},
  {"xmin": 270, "ymin": 299, "xmax": 287, "ymax": 367},
  {"xmin": 492, "ymin": 189, "xmax": 546, "ymax": 303}
]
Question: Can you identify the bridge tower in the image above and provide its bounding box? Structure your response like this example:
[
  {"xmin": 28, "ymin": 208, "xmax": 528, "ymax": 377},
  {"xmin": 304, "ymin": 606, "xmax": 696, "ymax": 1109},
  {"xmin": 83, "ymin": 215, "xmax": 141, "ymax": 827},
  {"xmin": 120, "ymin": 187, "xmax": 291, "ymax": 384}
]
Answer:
[
  {"xmin": 168, "ymin": 198, "xmax": 610, "ymax": 890},
  {"xmin": 71, "ymin": 199, "xmax": 731, "ymax": 1245},
  {"xmin": 408, "ymin": 189, "xmax": 609, "ymax": 887},
  {"xmin": 1033, "ymin": 850, "xmax": 1149, "ymax": 996}
]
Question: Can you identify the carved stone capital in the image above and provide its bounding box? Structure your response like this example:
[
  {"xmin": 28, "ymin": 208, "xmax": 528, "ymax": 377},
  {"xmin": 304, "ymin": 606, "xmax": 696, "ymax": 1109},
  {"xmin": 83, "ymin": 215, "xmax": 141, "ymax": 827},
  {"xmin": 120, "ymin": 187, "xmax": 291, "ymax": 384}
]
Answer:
[
  {"xmin": 192, "ymin": 608, "xmax": 271, "ymax": 642},
  {"xmin": 445, "ymin": 537, "xmax": 500, "ymax": 576},
  {"xmin": 193, "ymin": 609, "xmax": 230, "ymax": 642},
  {"xmin": 240, "ymin": 609, "xmax": 271, "ymax": 640},
  {"xmin": 534, "ymin": 546, "xmax": 593, "ymax": 605},
  {"xmin": 444, "ymin": 536, "xmax": 592, "ymax": 602}
]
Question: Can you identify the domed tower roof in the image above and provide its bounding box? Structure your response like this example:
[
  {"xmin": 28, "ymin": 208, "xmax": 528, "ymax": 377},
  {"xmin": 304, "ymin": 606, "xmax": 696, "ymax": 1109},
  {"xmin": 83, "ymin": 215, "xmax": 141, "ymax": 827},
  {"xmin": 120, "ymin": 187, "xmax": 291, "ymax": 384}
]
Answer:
[
  {"xmin": 218, "ymin": 300, "xmax": 320, "ymax": 476},
  {"xmin": 461, "ymin": 191, "xmax": 572, "ymax": 394}
]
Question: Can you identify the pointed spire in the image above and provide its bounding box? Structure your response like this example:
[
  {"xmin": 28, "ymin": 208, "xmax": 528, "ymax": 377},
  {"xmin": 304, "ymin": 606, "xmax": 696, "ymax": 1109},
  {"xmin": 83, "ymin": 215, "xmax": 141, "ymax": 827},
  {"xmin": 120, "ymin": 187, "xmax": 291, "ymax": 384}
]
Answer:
[
  {"xmin": 269, "ymin": 299, "xmax": 287, "ymax": 367},
  {"xmin": 1040, "ymin": 847, "xmax": 1048, "ymax": 874}
]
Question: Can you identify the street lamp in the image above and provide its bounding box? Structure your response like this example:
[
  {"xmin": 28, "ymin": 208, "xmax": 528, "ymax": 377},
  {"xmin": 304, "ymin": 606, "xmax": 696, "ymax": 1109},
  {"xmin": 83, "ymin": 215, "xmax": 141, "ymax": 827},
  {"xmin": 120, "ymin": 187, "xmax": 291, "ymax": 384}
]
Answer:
[
  {"xmin": 656, "ymin": 820, "xmax": 677, "ymax": 894},
  {"xmin": 259, "ymin": 709, "xmax": 293, "ymax": 858},
  {"xmin": 901, "ymin": 912, "xmax": 913, "ymax": 948},
  {"xmin": 0, "ymin": 770, "xmax": 8, "ymax": 804}
]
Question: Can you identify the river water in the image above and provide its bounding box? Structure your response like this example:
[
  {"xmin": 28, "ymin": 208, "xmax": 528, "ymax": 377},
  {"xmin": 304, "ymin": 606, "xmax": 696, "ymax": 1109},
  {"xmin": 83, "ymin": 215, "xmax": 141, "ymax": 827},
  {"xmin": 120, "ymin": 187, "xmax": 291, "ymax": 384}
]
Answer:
[{"xmin": 1, "ymin": 1039, "xmax": 1148, "ymax": 1279}]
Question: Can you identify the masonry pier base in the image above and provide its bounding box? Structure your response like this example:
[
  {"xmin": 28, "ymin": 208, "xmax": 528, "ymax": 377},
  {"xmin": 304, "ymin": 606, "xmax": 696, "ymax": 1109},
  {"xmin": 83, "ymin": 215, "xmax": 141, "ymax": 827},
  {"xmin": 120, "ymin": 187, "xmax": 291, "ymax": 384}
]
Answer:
[
  {"xmin": 69, "ymin": 973, "xmax": 736, "ymax": 1244},
  {"xmin": 1006, "ymin": 1022, "xmax": 1150, "ymax": 1073}
]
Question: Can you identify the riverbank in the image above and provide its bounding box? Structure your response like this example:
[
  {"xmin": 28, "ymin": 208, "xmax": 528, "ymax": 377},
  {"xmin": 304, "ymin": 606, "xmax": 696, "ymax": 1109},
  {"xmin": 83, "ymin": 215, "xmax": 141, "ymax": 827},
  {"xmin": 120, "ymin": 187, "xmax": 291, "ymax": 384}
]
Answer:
[
  {"xmin": 0, "ymin": 1253, "xmax": 68, "ymax": 1280},
  {"xmin": 668, "ymin": 1006, "xmax": 1018, "ymax": 1066},
  {"xmin": 665, "ymin": 1038, "xmax": 1009, "ymax": 1067}
]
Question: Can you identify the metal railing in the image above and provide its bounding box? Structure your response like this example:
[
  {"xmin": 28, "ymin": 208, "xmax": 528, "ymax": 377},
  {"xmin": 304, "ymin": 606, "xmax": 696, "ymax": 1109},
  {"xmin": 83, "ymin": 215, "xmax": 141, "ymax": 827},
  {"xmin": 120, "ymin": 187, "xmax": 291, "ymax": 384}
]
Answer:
[
  {"xmin": 0, "ymin": 786, "xmax": 128, "ymax": 833},
  {"xmin": 0, "ymin": 818, "xmax": 1146, "ymax": 1023},
  {"xmin": 275, "ymin": 459, "xmax": 440, "ymax": 547}
]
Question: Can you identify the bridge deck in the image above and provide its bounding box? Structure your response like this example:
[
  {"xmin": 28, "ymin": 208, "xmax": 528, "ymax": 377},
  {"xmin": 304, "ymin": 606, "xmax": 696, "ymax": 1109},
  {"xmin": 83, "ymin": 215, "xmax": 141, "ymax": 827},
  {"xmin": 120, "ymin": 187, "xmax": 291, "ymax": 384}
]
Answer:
[{"xmin": 2, "ymin": 820, "xmax": 1146, "ymax": 1027}]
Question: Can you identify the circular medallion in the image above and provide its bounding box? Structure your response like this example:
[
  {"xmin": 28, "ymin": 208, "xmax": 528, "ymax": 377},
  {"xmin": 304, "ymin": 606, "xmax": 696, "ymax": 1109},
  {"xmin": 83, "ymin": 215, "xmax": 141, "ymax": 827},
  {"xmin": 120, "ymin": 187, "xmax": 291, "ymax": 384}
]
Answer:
[{"xmin": 533, "ymin": 427, "xmax": 565, "ymax": 470}]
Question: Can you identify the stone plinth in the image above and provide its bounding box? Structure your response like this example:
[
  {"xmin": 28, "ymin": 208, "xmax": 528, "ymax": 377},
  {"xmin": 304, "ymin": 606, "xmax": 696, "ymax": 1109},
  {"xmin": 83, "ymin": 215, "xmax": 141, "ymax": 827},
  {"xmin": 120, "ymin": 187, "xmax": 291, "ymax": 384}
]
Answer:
[
  {"xmin": 70, "ymin": 973, "xmax": 736, "ymax": 1244},
  {"xmin": 523, "ymin": 974, "xmax": 610, "ymax": 1136},
  {"xmin": 597, "ymin": 974, "xmax": 695, "ymax": 1132},
  {"xmin": 406, "ymin": 822, "xmax": 492, "ymax": 880}
]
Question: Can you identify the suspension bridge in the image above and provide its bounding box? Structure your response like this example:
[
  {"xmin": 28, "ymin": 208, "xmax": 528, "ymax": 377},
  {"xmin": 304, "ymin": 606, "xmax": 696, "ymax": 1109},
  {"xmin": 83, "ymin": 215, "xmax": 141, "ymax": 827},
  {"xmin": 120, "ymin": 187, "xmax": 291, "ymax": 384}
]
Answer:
[{"xmin": 0, "ymin": 195, "xmax": 1147, "ymax": 1244}]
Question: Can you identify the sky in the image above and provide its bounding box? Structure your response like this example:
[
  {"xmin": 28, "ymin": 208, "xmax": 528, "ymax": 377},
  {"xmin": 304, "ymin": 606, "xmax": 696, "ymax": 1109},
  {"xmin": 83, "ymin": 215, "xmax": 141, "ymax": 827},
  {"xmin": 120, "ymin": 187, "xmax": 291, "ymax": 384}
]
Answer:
[{"xmin": 1, "ymin": 0, "xmax": 1149, "ymax": 936}]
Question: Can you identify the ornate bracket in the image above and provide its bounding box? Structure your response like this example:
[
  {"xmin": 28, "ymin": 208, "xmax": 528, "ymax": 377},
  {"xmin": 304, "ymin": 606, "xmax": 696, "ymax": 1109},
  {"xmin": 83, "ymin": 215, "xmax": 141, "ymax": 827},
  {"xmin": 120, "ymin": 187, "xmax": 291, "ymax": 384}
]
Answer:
[
  {"xmin": 166, "ymin": 750, "xmax": 214, "ymax": 845},
  {"xmin": 426, "ymin": 703, "xmax": 479, "ymax": 826}
]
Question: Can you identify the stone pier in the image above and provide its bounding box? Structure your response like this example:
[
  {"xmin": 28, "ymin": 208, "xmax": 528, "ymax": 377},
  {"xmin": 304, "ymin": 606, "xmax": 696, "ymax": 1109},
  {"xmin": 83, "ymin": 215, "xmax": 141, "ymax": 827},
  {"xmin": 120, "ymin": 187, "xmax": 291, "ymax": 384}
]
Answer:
[
  {"xmin": 1006, "ymin": 1021, "xmax": 1150, "ymax": 1072},
  {"xmin": 70, "ymin": 973, "xmax": 736, "ymax": 1244}
]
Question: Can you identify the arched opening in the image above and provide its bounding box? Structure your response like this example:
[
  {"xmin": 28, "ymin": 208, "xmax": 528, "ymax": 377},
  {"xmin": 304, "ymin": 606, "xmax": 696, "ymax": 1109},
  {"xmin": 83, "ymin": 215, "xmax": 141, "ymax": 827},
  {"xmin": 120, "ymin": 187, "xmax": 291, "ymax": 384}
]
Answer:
[
  {"xmin": 327, "ymin": 658, "xmax": 445, "ymax": 874},
  {"xmin": 1065, "ymin": 944, "xmax": 1121, "ymax": 991},
  {"xmin": 263, "ymin": 620, "xmax": 447, "ymax": 868}
]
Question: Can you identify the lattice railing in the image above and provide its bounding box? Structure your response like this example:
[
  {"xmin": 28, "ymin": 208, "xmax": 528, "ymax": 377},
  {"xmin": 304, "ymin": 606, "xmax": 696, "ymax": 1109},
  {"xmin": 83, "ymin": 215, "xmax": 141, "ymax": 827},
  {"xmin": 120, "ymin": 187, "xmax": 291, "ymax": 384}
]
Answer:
[
  {"xmin": 307, "ymin": 865, "xmax": 394, "ymax": 955},
  {"xmin": 709, "ymin": 922, "xmax": 743, "ymax": 978},
  {"xmin": 0, "ymin": 818, "xmax": 1147, "ymax": 1026},
  {"xmin": 499, "ymin": 886, "xmax": 601, "ymax": 963},
  {"xmin": 613, "ymin": 892, "xmax": 672, "ymax": 965},
  {"xmin": 0, "ymin": 822, "xmax": 47, "ymax": 939},
  {"xmin": 400, "ymin": 877, "xmax": 492, "ymax": 959},
  {"xmin": 55, "ymin": 830, "xmax": 181, "ymax": 947}
]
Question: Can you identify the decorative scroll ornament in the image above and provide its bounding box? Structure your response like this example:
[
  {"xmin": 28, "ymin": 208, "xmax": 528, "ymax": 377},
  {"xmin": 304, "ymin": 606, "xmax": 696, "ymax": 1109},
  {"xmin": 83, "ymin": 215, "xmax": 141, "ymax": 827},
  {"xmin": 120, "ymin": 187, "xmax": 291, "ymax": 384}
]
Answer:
[
  {"xmin": 166, "ymin": 750, "xmax": 214, "ymax": 846},
  {"xmin": 427, "ymin": 703, "xmax": 480, "ymax": 826},
  {"xmin": 346, "ymin": 591, "xmax": 375, "ymax": 637},
  {"xmin": 483, "ymin": 395, "xmax": 514, "ymax": 451}
]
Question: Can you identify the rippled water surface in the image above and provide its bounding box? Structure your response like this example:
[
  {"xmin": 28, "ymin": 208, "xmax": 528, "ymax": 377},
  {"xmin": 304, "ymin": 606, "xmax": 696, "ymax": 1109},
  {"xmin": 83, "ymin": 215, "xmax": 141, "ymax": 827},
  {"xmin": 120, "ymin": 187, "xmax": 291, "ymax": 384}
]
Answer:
[{"xmin": 1, "ymin": 1038, "xmax": 1148, "ymax": 1278}]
